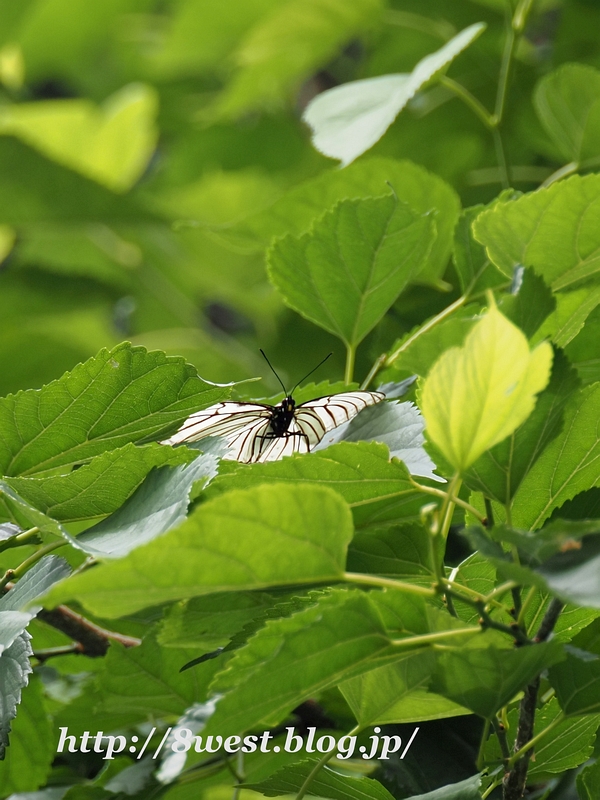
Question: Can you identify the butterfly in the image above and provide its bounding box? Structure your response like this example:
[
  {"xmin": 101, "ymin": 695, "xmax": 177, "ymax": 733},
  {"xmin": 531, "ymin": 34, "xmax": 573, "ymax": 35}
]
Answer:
[{"xmin": 162, "ymin": 351, "xmax": 385, "ymax": 463}]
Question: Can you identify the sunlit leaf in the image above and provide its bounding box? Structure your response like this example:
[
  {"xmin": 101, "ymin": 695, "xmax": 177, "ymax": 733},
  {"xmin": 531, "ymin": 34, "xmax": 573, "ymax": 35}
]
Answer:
[
  {"xmin": 0, "ymin": 342, "xmax": 229, "ymax": 477},
  {"xmin": 473, "ymin": 174, "xmax": 600, "ymax": 291},
  {"xmin": 421, "ymin": 305, "xmax": 553, "ymax": 473},
  {"xmin": 0, "ymin": 84, "xmax": 158, "ymax": 192},
  {"xmin": 303, "ymin": 23, "xmax": 485, "ymax": 165}
]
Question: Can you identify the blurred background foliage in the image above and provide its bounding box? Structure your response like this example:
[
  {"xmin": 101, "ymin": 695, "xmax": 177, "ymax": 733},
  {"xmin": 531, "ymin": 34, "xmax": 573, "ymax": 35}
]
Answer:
[{"xmin": 1, "ymin": 0, "xmax": 599, "ymax": 398}]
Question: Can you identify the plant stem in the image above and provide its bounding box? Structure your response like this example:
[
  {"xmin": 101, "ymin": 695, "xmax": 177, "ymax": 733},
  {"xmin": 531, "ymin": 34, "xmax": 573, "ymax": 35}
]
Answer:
[
  {"xmin": 540, "ymin": 160, "xmax": 579, "ymax": 188},
  {"xmin": 439, "ymin": 476, "xmax": 461, "ymax": 541},
  {"xmin": 409, "ymin": 478, "xmax": 486, "ymax": 523},
  {"xmin": 494, "ymin": 10, "xmax": 516, "ymax": 124},
  {"xmin": 231, "ymin": 751, "xmax": 245, "ymax": 800},
  {"xmin": 391, "ymin": 627, "xmax": 480, "ymax": 648},
  {"xmin": 503, "ymin": 592, "xmax": 565, "ymax": 798},
  {"xmin": 485, "ymin": 581, "xmax": 518, "ymax": 604},
  {"xmin": 386, "ymin": 295, "xmax": 468, "ymax": 368},
  {"xmin": 516, "ymin": 586, "xmax": 537, "ymax": 629},
  {"xmin": 439, "ymin": 76, "xmax": 495, "ymax": 128},
  {"xmin": 37, "ymin": 605, "xmax": 141, "ymax": 656},
  {"xmin": 503, "ymin": 677, "xmax": 540, "ymax": 798},
  {"xmin": 534, "ymin": 598, "xmax": 564, "ymax": 642},
  {"xmin": 295, "ymin": 728, "xmax": 358, "ymax": 800},
  {"xmin": 476, "ymin": 718, "xmax": 491, "ymax": 770},
  {"xmin": 345, "ymin": 343, "xmax": 356, "ymax": 385},
  {"xmin": 0, "ymin": 540, "xmax": 66, "ymax": 589},
  {"xmin": 482, "ymin": 780, "xmax": 502, "ymax": 800},
  {"xmin": 507, "ymin": 714, "xmax": 564, "ymax": 769},
  {"xmin": 344, "ymin": 571, "xmax": 435, "ymax": 597},
  {"xmin": 361, "ymin": 353, "xmax": 387, "ymax": 390},
  {"xmin": 33, "ymin": 644, "xmax": 81, "ymax": 662},
  {"xmin": 491, "ymin": 717, "xmax": 511, "ymax": 765},
  {"xmin": 0, "ymin": 526, "xmax": 41, "ymax": 553}
]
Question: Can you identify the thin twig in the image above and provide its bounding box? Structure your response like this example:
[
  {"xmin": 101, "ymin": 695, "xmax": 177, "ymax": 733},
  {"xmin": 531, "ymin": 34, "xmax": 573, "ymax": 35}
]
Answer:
[
  {"xmin": 491, "ymin": 717, "xmax": 511, "ymax": 766},
  {"xmin": 503, "ymin": 596, "xmax": 565, "ymax": 798},
  {"xmin": 37, "ymin": 605, "xmax": 141, "ymax": 656}
]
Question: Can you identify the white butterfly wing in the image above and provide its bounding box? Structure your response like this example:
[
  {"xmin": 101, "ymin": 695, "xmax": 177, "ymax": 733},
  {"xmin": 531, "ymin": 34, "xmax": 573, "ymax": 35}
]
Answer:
[
  {"xmin": 162, "ymin": 402, "xmax": 272, "ymax": 446},
  {"xmin": 294, "ymin": 391, "xmax": 385, "ymax": 446}
]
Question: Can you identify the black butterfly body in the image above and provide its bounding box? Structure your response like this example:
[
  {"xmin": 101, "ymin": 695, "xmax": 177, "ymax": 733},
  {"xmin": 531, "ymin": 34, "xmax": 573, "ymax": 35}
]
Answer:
[{"xmin": 162, "ymin": 390, "xmax": 384, "ymax": 463}]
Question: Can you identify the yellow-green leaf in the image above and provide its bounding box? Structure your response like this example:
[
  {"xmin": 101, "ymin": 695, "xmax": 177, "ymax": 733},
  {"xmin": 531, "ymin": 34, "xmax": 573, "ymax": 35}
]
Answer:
[
  {"xmin": 421, "ymin": 305, "xmax": 553, "ymax": 473},
  {"xmin": 0, "ymin": 84, "xmax": 158, "ymax": 192}
]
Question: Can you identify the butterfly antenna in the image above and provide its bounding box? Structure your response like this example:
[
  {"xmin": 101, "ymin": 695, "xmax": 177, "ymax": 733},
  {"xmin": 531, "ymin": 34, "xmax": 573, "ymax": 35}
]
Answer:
[
  {"xmin": 291, "ymin": 352, "xmax": 333, "ymax": 394},
  {"xmin": 260, "ymin": 349, "xmax": 288, "ymax": 395}
]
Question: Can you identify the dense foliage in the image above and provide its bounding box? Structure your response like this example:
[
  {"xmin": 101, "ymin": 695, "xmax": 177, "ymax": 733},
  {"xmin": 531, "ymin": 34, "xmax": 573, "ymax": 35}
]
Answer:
[{"xmin": 1, "ymin": 1, "xmax": 600, "ymax": 799}]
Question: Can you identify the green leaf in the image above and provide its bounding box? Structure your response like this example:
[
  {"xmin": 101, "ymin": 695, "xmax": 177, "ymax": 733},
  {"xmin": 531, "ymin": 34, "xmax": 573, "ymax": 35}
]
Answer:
[
  {"xmin": 536, "ymin": 534, "xmax": 600, "ymax": 609},
  {"xmin": 70, "ymin": 445, "xmax": 223, "ymax": 558},
  {"xmin": 204, "ymin": 589, "xmax": 394, "ymax": 737},
  {"xmin": 347, "ymin": 523, "xmax": 434, "ymax": 580},
  {"xmin": 340, "ymin": 655, "xmax": 469, "ymax": 726},
  {"xmin": 421, "ymin": 304, "xmax": 553, "ymax": 473},
  {"xmin": 214, "ymin": 0, "xmax": 383, "ymax": 118},
  {"xmin": 0, "ymin": 481, "xmax": 69, "ymax": 541},
  {"xmin": 0, "ymin": 612, "xmax": 33, "ymax": 656},
  {"xmin": 464, "ymin": 350, "xmax": 579, "ymax": 504},
  {"xmin": 534, "ymin": 63, "xmax": 600, "ymax": 163},
  {"xmin": 0, "ymin": 84, "xmax": 158, "ymax": 192},
  {"xmin": 303, "ymin": 23, "xmax": 485, "ymax": 166},
  {"xmin": 244, "ymin": 756, "xmax": 396, "ymax": 800},
  {"xmin": 97, "ymin": 634, "xmax": 207, "ymax": 718},
  {"xmin": 43, "ymin": 483, "xmax": 354, "ymax": 617},
  {"xmin": 472, "ymin": 174, "xmax": 600, "ymax": 291},
  {"xmin": 0, "ymin": 342, "xmax": 229, "ymax": 477},
  {"xmin": 1, "ymin": 556, "xmax": 70, "ymax": 615},
  {"xmin": 404, "ymin": 776, "xmax": 482, "ymax": 800},
  {"xmin": 0, "ymin": 137, "xmax": 156, "ymax": 224},
  {"xmin": 158, "ymin": 591, "xmax": 277, "ymax": 650},
  {"xmin": 0, "ymin": 556, "xmax": 71, "ymax": 657},
  {"xmin": 0, "ymin": 631, "xmax": 32, "ymax": 759},
  {"xmin": 207, "ymin": 442, "xmax": 424, "ymax": 532},
  {"xmin": 577, "ymin": 758, "xmax": 600, "ymax": 800},
  {"xmin": 512, "ymin": 383, "xmax": 600, "ymax": 529},
  {"xmin": 382, "ymin": 306, "xmax": 479, "ymax": 382},
  {"xmin": 236, "ymin": 157, "xmax": 460, "ymax": 286},
  {"xmin": 0, "ymin": 674, "xmax": 52, "ymax": 791},
  {"xmin": 449, "ymin": 552, "xmax": 497, "ymax": 626},
  {"xmin": 452, "ymin": 204, "xmax": 508, "ymax": 294},
  {"xmin": 268, "ymin": 194, "xmax": 435, "ymax": 349},
  {"xmin": 484, "ymin": 698, "xmax": 600, "ymax": 778},
  {"xmin": 501, "ymin": 268, "xmax": 556, "ymax": 340},
  {"xmin": 4, "ymin": 442, "xmax": 193, "ymax": 521},
  {"xmin": 430, "ymin": 640, "xmax": 565, "ymax": 718},
  {"xmin": 315, "ymin": 400, "xmax": 440, "ymax": 481},
  {"xmin": 565, "ymin": 304, "xmax": 600, "ymax": 386},
  {"xmin": 549, "ymin": 648, "xmax": 600, "ymax": 717},
  {"xmin": 535, "ymin": 285, "xmax": 600, "ymax": 349}
]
